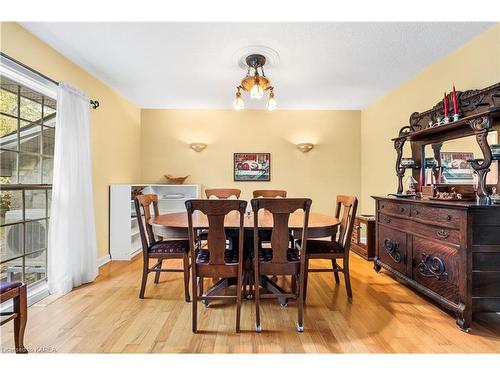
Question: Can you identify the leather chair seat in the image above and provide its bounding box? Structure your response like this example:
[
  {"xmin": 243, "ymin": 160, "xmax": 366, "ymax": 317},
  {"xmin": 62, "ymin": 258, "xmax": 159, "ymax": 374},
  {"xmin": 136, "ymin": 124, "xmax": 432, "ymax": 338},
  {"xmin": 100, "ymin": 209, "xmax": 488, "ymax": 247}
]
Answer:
[
  {"xmin": 298, "ymin": 239, "xmax": 345, "ymax": 254},
  {"xmin": 0, "ymin": 281, "xmax": 22, "ymax": 294},
  {"xmin": 196, "ymin": 249, "xmax": 239, "ymax": 265},
  {"xmin": 149, "ymin": 239, "xmax": 189, "ymax": 254}
]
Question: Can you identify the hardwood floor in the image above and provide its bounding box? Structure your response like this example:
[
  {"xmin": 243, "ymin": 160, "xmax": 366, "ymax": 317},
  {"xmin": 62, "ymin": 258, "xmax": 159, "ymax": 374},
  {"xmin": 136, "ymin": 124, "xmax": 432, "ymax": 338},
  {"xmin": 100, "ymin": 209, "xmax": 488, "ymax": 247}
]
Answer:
[{"xmin": 1, "ymin": 253, "xmax": 499, "ymax": 353}]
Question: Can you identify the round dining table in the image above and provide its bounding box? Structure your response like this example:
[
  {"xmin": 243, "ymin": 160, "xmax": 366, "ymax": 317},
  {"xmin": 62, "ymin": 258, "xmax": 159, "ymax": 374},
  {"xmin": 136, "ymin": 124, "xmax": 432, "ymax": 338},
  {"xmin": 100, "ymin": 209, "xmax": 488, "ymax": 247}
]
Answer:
[{"xmin": 150, "ymin": 210, "xmax": 341, "ymax": 305}]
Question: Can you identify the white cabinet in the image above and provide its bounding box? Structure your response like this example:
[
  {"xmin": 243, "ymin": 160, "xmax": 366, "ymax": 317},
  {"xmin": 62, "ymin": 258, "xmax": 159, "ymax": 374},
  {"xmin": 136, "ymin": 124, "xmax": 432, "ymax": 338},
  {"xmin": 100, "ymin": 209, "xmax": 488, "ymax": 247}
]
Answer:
[{"xmin": 109, "ymin": 184, "xmax": 199, "ymax": 260}]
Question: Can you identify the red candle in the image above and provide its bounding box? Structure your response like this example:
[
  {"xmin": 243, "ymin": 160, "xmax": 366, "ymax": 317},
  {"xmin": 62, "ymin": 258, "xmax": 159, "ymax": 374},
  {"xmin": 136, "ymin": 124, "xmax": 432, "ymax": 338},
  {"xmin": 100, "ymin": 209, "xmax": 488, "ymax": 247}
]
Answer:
[
  {"xmin": 452, "ymin": 85, "xmax": 458, "ymax": 114},
  {"xmin": 443, "ymin": 92, "xmax": 449, "ymax": 118}
]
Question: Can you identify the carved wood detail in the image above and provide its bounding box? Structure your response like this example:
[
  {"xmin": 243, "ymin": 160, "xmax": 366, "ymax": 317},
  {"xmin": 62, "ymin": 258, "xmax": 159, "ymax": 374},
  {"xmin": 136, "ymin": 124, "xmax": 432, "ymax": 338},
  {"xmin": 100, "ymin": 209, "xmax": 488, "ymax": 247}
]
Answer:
[{"xmin": 409, "ymin": 82, "xmax": 500, "ymax": 130}]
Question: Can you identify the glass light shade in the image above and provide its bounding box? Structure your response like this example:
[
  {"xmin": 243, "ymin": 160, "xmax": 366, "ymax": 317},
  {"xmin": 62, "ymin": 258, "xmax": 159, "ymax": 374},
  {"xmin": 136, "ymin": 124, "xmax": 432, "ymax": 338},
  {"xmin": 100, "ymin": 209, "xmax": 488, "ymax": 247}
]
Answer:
[
  {"xmin": 250, "ymin": 84, "xmax": 264, "ymax": 99},
  {"xmin": 233, "ymin": 96, "xmax": 244, "ymax": 110},
  {"xmin": 266, "ymin": 97, "xmax": 277, "ymax": 111}
]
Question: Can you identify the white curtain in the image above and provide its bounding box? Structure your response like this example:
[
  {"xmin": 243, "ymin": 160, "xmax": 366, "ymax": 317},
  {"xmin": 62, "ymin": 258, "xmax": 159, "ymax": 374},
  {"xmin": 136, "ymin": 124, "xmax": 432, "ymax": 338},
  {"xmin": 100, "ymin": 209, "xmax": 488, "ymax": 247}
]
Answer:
[{"xmin": 48, "ymin": 82, "xmax": 98, "ymax": 295}]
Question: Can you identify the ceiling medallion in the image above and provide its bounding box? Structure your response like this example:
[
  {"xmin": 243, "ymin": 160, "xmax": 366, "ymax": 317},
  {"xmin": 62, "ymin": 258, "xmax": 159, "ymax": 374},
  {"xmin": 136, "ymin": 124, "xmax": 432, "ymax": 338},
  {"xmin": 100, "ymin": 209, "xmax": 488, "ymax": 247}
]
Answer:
[{"xmin": 233, "ymin": 53, "xmax": 277, "ymax": 111}]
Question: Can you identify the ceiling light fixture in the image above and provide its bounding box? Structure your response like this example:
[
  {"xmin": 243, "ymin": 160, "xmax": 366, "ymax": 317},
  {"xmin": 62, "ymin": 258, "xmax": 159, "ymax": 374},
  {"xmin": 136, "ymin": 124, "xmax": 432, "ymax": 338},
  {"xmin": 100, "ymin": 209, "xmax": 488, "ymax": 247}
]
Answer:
[{"xmin": 233, "ymin": 54, "xmax": 277, "ymax": 111}]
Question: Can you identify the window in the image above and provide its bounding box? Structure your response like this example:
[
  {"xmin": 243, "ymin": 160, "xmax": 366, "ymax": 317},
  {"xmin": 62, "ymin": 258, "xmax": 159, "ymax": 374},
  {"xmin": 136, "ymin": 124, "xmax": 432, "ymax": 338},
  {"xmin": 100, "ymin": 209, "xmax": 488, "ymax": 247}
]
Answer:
[{"xmin": 0, "ymin": 56, "xmax": 57, "ymax": 288}]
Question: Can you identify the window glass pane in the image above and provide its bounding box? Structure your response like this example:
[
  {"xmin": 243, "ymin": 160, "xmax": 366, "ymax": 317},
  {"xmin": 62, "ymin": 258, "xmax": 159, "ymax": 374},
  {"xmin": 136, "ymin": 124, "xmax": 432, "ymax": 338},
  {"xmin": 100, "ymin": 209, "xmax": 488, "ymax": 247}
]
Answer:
[
  {"xmin": 0, "ymin": 114, "xmax": 18, "ymax": 150},
  {"xmin": 43, "ymin": 99, "xmax": 56, "ymax": 126},
  {"xmin": 0, "ymin": 79, "xmax": 19, "ymax": 117},
  {"xmin": 42, "ymin": 126, "xmax": 55, "ymax": 155},
  {"xmin": 47, "ymin": 189, "xmax": 52, "ymax": 217},
  {"xmin": 1, "ymin": 190, "xmax": 23, "ymax": 224},
  {"xmin": 0, "ymin": 223, "xmax": 23, "ymax": 262},
  {"xmin": 25, "ymin": 219, "xmax": 47, "ymax": 254},
  {"xmin": 25, "ymin": 249, "xmax": 46, "ymax": 284},
  {"xmin": 18, "ymin": 153, "xmax": 41, "ymax": 184},
  {"xmin": 19, "ymin": 122, "xmax": 41, "ymax": 154},
  {"xmin": 25, "ymin": 190, "xmax": 46, "ymax": 220},
  {"xmin": 0, "ymin": 258, "xmax": 23, "ymax": 283},
  {"xmin": 20, "ymin": 87, "xmax": 42, "ymax": 122},
  {"xmin": 0, "ymin": 150, "xmax": 18, "ymax": 183},
  {"xmin": 42, "ymin": 157, "xmax": 53, "ymax": 184}
]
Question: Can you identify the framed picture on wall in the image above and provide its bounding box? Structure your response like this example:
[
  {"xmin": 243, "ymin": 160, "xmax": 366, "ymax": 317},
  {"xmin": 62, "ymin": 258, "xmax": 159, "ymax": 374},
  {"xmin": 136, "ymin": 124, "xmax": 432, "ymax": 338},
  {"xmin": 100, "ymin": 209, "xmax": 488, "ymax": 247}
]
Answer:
[{"xmin": 233, "ymin": 153, "xmax": 271, "ymax": 181}]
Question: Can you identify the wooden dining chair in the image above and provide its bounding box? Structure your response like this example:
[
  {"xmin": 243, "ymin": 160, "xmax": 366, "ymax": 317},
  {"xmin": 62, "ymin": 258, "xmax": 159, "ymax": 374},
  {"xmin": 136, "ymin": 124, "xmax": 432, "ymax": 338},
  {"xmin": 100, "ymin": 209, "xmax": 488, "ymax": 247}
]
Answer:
[
  {"xmin": 135, "ymin": 194, "xmax": 190, "ymax": 301},
  {"xmin": 186, "ymin": 199, "xmax": 246, "ymax": 333},
  {"xmin": 302, "ymin": 195, "xmax": 358, "ymax": 301},
  {"xmin": 252, "ymin": 190, "xmax": 287, "ymax": 198},
  {"xmin": 251, "ymin": 198, "xmax": 311, "ymax": 333},
  {"xmin": 0, "ymin": 282, "xmax": 27, "ymax": 353},
  {"xmin": 205, "ymin": 188, "xmax": 241, "ymax": 199}
]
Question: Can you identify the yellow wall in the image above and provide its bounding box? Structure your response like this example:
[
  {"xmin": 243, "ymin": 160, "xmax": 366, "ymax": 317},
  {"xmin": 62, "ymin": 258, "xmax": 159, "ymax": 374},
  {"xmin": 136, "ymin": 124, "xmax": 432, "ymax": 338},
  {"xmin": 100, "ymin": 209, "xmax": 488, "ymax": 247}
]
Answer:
[
  {"xmin": 0, "ymin": 22, "xmax": 142, "ymax": 258},
  {"xmin": 141, "ymin": 109, "xmax": 361, "ymax": 213},
  {"xmin": 360, "ymin": 24, "xmax": 500, "ymax": 213}
]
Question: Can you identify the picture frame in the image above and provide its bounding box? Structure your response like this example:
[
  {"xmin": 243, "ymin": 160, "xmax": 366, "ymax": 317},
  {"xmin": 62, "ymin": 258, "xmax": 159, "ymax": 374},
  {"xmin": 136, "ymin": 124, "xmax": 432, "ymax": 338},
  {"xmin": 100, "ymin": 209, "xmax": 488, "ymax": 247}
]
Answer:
[{"xmin": 233, "ymin": 153, "xmax": 271, "ymax": 181}]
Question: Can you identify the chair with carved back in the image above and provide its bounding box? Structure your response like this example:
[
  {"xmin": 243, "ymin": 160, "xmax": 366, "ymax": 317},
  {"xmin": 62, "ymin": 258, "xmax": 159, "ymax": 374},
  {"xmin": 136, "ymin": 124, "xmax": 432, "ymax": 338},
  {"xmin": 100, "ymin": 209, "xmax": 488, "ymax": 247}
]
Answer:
[
  {"xmin": 0, "ymin": 282, "xmax": 27, "ymax": 353},
  {"xmin": 135, "ymin": 194, "xmax": 190, "ymax": 301},
  {"xmin": 185, "ymin": 199, "xmax": 247, "ymax": 333},
  {"xmin": 252, "ymin": 190, "xmax": 292, "ymax": 266},
  {"xmin": 302, "ymin": 195, "xmax": 358, "ymax": 301},
  {"xmin": 251, "ymin": 198, "xmax": 311, "ymax": 333},
  {"xmin": 252, "ymin": 190, "xmax": 287, "ymax": 198},
  {"xmin": 201, "ymin": 189, "xmax": 242, "ymax": 248}
]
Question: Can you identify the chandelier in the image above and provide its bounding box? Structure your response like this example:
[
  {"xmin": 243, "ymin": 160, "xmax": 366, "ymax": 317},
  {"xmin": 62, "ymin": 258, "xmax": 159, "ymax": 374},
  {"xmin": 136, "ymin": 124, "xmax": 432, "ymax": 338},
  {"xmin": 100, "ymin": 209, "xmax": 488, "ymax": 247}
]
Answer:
[{"xmin": 233, "ymin": 54, "xmax": 277, "ymax": 111}]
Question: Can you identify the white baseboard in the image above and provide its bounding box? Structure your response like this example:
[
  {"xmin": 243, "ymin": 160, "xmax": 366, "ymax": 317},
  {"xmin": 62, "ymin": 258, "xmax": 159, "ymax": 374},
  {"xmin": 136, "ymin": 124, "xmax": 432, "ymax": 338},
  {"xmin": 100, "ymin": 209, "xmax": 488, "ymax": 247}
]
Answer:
[{"xmin": 97, "ymin": 254, "xmax": 111, "ymax": 268}]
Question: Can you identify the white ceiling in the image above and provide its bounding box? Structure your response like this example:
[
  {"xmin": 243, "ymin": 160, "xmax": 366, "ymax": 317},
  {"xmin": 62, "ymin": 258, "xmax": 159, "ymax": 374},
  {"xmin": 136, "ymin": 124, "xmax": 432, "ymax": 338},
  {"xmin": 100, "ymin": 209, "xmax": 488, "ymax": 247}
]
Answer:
[{"xmin": 21, "ymin": 22, "xmax": 494, "ymax": 109}]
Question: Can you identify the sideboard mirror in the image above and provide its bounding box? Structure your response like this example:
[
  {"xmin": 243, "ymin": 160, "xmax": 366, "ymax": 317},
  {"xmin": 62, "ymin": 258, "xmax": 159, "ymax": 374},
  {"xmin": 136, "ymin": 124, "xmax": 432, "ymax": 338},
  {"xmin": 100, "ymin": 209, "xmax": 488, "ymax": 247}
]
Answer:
[{"xmin": 422, "ymin": 131, "xmax": 498, "ymax": 186}]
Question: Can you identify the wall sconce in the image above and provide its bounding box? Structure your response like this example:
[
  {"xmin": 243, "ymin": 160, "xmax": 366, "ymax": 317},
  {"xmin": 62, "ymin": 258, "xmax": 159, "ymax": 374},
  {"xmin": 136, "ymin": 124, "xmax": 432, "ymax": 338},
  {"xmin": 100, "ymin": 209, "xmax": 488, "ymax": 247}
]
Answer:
[
  {"xmin": 190, "ymin": 143, "xmax": 207, "ymax": 152},
  {"xmin": 296, "ymin": 143, "xmax": 314, "ymax": 153}
]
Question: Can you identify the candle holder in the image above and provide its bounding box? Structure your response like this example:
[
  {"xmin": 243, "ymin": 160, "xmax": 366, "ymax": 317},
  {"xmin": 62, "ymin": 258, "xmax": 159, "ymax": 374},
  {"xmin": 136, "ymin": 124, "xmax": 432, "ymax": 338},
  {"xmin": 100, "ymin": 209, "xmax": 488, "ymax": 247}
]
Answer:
[
  {"xmin": 443, "ymin": 117, "xmax": 450, "ymax": 124},
  {"xmin": 453, "ymin": 113, "xmax": 460, "ymax": 122}
]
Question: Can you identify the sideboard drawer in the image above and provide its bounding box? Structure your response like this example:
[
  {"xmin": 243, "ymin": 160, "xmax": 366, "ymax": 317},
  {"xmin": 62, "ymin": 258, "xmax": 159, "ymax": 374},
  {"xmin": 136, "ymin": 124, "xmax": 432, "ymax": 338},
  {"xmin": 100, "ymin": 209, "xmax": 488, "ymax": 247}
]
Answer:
[
  {"xmin": 411, "ymin": 221, "xmax": 461, "ymax": 245},
  {"xmin": 410, "ymin": 205, "xmax": 463, "ymax": 229},
  {"xmin": 379, "ymin": 200, "xmax": 411, "ymax": 218},
  {"xmin": 377, "ymin": 225, "xmax": 407, "ymax": 275},
  {"xmin": 378, "ymin": 212, "xmax": 461, "ymax": 246},
  {"xmin": 412, "ymin": 236, "xmax": 460, "ymax": 303}
]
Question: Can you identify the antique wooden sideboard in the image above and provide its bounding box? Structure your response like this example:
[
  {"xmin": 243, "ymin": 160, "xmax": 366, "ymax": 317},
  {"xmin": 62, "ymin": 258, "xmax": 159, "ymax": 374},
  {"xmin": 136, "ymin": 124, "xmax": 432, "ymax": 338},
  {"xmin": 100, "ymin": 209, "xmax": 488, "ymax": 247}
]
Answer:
[{"xmin": 373, "ymin": 82, "xmax": 500, "ymax": 331}]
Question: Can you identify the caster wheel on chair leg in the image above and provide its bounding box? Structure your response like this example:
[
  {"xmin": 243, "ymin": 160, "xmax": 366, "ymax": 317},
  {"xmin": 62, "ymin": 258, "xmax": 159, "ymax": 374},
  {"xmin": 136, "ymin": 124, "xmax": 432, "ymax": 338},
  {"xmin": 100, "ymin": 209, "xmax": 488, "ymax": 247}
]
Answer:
[
  {"xmin": 280, "ymin": 303, "xmax": 288, "ymax": 307},
  {"xmin": 203, "ymin": 300, "xmax": 210, "ymax": 308},
  {"xmin": 296, "ymin": 323, "xmax": 304, "ymax": 333},
  {"xmin": 256, "ymin": 325, "xmax": 262, "ymax": 333}
]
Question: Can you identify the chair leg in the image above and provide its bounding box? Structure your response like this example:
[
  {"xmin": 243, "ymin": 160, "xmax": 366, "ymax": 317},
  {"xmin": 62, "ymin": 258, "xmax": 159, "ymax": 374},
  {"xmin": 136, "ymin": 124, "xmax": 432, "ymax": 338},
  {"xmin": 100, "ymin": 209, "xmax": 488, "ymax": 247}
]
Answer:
[
  {"xmin": 13, "ymin": 285, "xmax": 28, "ymax": 353},
  {"xmin": 139, "ymin": 257, "xmax": 149, "ymax": 299},
  {"xmin": 297, "ymin": 270, "xmax": 305, "ymax": 332},
  {"xmin": 236, "ymin": 268, "xmax": 243, "ymax": 333},
  {"xmin": 254, "ymin": 269, "xmax": 262, "ymax": 332},
  {"xmin": 303, "ymin": 258, "xmax": 309, "ymax": 302},
  {"xmin": 332, "ymin": 259, "xmax": 340, "ymax": 284},
  {"xmin": 344, "ymin": 263, "xmax": 353, "ymax": 300},
  {"xmin": 192, "ymin": 272, "xmax": 198, "ymax": 333},
  {"xmin": 183, "ymin": 253, "xmax": 191, "ymax": 302},
  {"xmin": 154, "ymin": 260, "xmax": 163, "ymax": 284},
  {"xmin": 291, "ymin": 274, "xmax": 297, "ymax": 294}
]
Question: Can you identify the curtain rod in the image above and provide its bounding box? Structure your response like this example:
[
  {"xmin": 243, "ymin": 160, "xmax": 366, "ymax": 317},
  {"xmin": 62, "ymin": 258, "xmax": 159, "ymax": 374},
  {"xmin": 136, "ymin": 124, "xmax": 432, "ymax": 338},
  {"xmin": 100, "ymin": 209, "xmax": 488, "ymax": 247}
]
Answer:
[{"xmin": 1, "ymin": 52, "xmax": 99, "ymax": 109}]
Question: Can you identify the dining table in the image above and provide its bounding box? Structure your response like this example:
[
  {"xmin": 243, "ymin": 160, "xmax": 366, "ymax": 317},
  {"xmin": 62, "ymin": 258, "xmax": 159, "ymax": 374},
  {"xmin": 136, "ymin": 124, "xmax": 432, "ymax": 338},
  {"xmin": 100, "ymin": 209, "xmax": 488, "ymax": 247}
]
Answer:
[{"xmin": 150, "ymin": 210, "xmax": 341, "ymax": 304}]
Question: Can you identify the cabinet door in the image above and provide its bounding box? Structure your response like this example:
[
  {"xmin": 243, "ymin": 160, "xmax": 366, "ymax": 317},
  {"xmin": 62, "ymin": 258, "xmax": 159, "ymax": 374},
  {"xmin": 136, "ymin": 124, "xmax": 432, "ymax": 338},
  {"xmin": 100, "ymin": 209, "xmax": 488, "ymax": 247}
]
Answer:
[
  {"xmin": 412, "ymin": 236, "xmax": 459, "ymax": 303},
  {"xmin": 378, "ymin": 225, "xmax": 407, "ymax": 275}
]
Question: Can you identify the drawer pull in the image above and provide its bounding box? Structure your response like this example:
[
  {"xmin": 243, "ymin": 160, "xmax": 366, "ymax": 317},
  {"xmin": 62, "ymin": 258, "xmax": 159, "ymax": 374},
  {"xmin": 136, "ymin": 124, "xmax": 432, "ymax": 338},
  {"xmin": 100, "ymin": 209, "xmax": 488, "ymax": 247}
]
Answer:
[
  {"xmin": 418, "ymin": 253, "xmax": 448, "ymax": 280},
  {"xmin": 437, "ymin": 229, "xmax": 449, "ymax": 239},
  {"xmin": 399, "ymin": 207, "xmax": 405, "ymax": 213},
  {"xmin": 413, "ymin": 210, "xmax": 419, "ymax": 215},
  {"xmin": 382, "ymin": 216, "xmax": 391, "ymax": 224},
  {"xmin": 383, "ymin": 238, "xmax": 402, "ymax": 263},
  {"xmin": 445, "ymin": 214, "xmax": 452, "ymax": 221}
]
